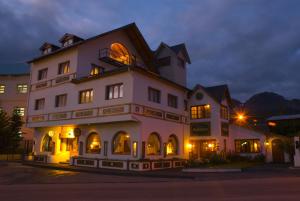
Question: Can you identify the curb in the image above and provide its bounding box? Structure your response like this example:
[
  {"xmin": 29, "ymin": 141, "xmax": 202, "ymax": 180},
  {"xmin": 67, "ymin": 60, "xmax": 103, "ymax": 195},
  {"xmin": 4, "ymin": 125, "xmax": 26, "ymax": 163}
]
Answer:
[
  {"xmin": 182, "ymin": 168, "xmax": 242, "ymax": 173},
  {"xmin": 22, "ymin": 162, "xmax": 195, "ymax": 179}
]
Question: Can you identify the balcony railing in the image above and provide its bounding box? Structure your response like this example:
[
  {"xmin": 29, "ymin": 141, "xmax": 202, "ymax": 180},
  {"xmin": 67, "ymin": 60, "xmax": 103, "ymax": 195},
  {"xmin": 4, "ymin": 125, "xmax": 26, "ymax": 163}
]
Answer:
[{"xmin": 99, "ymin": 48, "xmax": 137, "ymax": 67}]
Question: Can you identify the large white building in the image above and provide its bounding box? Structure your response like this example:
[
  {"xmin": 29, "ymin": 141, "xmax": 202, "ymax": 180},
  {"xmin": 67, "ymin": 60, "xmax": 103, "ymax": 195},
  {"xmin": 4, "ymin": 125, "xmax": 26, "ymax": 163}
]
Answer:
[{"xmin": 26, "ymin": 23, "xmax": 287, "ymax": 170}]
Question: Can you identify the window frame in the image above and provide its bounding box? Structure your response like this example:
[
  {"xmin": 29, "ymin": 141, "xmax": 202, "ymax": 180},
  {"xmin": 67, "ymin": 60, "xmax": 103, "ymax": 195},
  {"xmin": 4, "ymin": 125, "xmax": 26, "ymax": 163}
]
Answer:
[
  {"xmin": 235, "ymin": 139, "xmax": 261, "ymax": 153},
  {"xmin": 79, "ymin": 89, "xmax": 93, "ymax": 104},
  {"xmin": 17, "ymin": 84, "xmax": 28, "ymax": 94},
  {"xmin": 106, "ymin": 83, "xmax": 124, "ymax": 100},
  {"xmin": 14, "ymin": 107, "xmax": 25, "ymax": 116},
  {"xmin": 0, "ymin": 84, "xmax": 5, "ymax": 94},
  {"xmin": 58, "ymin": 61, "xmax": 70, "ymax": 75},
  {"xmin": 220, "ymin": 105, "xmax": 229, "ymax": 120},
  {"xmin": 190, "ymin": 105, "xmax": 211, "ymax": 119},
  {"xmin": 35, "ymin": 98, "xmax": 45, "ymax": 110},
  {"xmin": 37, "ymin": 68, "xmax": 48, "ymax": 81},
  {"xmin": 168, "ymin": 94, "xmax": 178, "ymax": 108},
  {"xmin": 55, "ymin": 94, "xmax": 67, "ymax": 108},
  {"xmin": 148, "ymin": 87, "xmax": 161, "ymax": 103}
]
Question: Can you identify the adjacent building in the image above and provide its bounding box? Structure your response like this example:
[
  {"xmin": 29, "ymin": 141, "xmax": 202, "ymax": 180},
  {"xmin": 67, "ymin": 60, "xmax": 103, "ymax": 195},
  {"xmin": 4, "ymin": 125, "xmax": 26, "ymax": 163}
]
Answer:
[{"xmin": 0, "ymin": 74, "xmax": 33, "ymax": 151}]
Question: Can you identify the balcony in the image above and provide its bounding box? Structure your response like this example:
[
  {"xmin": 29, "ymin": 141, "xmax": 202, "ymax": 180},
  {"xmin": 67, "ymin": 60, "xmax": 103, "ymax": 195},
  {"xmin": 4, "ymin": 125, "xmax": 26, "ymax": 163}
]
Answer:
[{"xmin": 99, "ymin": 48, "xmax": 136, "ymax": 67}]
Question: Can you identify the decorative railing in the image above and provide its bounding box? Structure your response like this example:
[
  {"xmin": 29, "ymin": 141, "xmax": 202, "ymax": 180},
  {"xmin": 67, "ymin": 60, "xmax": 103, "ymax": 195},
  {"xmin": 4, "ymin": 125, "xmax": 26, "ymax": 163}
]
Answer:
[
  {"xmin": 27, "ymin": 103, "xmax": 188, "ymax": 125},
  {"xmin": 30, "ymin": 73, "xmax": 76, "ymax": 91}
]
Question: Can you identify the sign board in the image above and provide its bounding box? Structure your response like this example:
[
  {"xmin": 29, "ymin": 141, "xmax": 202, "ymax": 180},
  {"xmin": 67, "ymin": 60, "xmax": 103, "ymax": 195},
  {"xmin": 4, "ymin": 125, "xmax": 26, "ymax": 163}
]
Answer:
[{"xmin": 190, "ymin": 122, "xmax": 211, "ymax": 136}]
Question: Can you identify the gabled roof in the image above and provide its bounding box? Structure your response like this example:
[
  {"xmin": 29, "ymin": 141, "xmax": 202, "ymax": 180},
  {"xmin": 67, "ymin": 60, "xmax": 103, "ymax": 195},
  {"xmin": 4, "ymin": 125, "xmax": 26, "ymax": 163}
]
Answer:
[
  {"xmin": 59, "ymin": 33, "xmax": 84, "ymax": 43},
  {"xmin": 190, "ymin": 84, "xmax": 232, "ymax": 107},
  {"xmin": 154, "ymin": 42, "xmax": 191, "ymax": 64},
  {"xmin": 29, "ymin": 23, "xmax": 157, "ymax": 72},
  {"xmin": 170, "ymin": 43, "xmax": 191, "ymax": 64},
  {"xmin": 39, "ymin": 42, "xmax": 60, "ymax": 51}
]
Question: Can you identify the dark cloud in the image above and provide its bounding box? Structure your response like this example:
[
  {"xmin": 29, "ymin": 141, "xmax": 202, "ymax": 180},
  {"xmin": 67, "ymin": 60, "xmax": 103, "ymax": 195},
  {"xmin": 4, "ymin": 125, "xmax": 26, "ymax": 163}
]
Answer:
[{"xmin": 0, "ymin": 0, "xmax": 299, "ymax": 101}]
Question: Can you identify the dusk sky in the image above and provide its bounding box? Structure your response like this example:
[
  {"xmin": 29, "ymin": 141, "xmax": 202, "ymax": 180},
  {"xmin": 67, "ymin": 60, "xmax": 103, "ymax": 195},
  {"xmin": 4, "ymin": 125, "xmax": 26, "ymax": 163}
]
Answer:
[{"xmin": 0, "ymin": 0, "xmax": 299, "ymax": 101}]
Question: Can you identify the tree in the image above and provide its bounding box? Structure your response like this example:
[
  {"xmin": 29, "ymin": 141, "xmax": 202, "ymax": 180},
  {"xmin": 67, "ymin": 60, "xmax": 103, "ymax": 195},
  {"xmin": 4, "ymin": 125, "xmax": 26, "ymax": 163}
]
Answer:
[
  {"xmin": 0, "ymin": 110, "xmax": 10, "ymax": 152},
  {"xmin": 8, "ymin": 111, "xmax": 23, "ymax": 152}
]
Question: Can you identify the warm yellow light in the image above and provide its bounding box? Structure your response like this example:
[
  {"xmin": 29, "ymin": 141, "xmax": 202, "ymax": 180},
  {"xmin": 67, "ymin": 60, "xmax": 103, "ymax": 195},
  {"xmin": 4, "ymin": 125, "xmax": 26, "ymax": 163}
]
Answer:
[
  {"xmin": 205, "ymin": 104, "xmax": 210, "ymax": 109},
  {"xmin": 48, "ymin": 130, "xmax": 54, "ymax": 137},
  {"xmin": 208, "ymin": 143, "xmax": 214, "ymax": 148},
  {"xmin": 265, "ymin": 141, "xmax": 270, "ymax": 146},
  {"xmin": 238, "ymin": 114, "xmax": 245, "ymax": 120},
  {"xmin": 68, "ymin": 129, "xmax": 75, "ymax": 138},
  {"xmin": 187, "ymin": 143, "xmax": 193, "ymax": 150},
  {"xmin": 268, "ymin": 122, "xmax": 276, "ymax": 127}
]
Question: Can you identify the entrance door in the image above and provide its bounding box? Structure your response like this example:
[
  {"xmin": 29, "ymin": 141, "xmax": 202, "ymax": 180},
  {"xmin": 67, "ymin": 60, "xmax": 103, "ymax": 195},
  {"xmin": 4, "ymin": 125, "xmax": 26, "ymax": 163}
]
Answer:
[{"xmin": 272, "ymin": 139, "xmax": 284, "ymax": 163}]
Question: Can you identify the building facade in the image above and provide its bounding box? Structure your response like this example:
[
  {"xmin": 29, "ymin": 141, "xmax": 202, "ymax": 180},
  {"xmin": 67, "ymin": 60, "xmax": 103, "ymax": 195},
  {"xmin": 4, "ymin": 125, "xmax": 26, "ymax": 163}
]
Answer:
[
  {"xmin": 26, "ymin": 23, "xmax": 282, "ymax": 170},
  {"xmin": 0, "ymin": 74, "xmax": 33, "ymax": 151}
]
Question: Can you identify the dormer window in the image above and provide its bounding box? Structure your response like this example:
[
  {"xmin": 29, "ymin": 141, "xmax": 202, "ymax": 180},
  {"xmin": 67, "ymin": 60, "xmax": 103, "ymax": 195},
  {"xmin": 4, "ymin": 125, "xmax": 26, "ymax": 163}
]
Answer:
[
  {"xmin": 63, "ymin": 38, "xmax": 73, "ymax": 47},
  {"xmin": 43, "ymin": 47, "xmax": 52, "ymax": 55},
  {"xmin": 39, "ymin": 42, "xmax": 59, "ymax": 55},
  {"xmin": 59, "ymin": 33, "xmax": 83, "ymax": 47}
]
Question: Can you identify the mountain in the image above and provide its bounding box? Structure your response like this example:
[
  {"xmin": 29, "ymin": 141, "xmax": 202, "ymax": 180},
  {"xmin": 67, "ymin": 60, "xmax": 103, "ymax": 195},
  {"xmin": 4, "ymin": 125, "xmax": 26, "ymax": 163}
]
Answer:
[{"xmin": 233, "ymin": 92, "xmax": 300, "ymax": 120}]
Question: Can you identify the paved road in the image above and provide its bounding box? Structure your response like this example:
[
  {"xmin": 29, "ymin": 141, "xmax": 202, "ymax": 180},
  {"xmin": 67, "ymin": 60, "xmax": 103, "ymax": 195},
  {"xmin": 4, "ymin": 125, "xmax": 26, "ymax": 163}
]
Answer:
[{"xmin": 1, "ymin": 162, "xmax": 300, "ymax": 201}]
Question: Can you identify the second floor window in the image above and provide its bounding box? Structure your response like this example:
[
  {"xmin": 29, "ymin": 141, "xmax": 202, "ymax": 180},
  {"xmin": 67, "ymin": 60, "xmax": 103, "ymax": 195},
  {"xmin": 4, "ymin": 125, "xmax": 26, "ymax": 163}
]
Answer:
[
  {"xmin": 35, "ymin": 98, "xmax": 45, "ymax": 110},
  {"xmin": 106, "ymin": 83, "xmax": 124, "ymax": 99},
  {"xmin": 190, "ymin": 105, "xmax": 211, "ymax": 119},
  {"xmin": 168, "ymin": 94, "xmax": 178, "ymax": 108},
  {"xmin": 58, "ymin": 61, "xmax": 70, "ymax": 75},
  {"xmin": 221, "ymin": 105, "xmax": 229, "ymax": 120},
  {"xmin": 17, "ymin": 84, "xmax": 28, "ymax": 93},
  {"xmin": 38, "ymin": 68, "xmax": 48, "ymax": 80},
  {"xmin": 14, "ymin": 107, "xmax": 25, "ymax": 116},
  {"xmin": 90, "ymin": 66, "xmax": 104, "ymax": 76},
  {"xmin": 55, "ymin": 94, "xmax": 67, "ymax": 107},
  {"xmin": 79, "ymin": 89, "xmax": 93, "ymax": 104},
  {"xmin": 0, "ymin": 85, "xmax": 5, "ymax": 93},
  {"xmin": 148, "ymin": 87, "xmax": 161, "ymax": 103}
]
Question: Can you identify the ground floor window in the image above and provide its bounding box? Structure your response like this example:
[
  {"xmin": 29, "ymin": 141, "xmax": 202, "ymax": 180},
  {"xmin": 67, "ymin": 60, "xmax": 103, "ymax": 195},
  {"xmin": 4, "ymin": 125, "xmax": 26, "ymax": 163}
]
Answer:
[
  {"xmin": 235, "ymin": 139, "xmax": 260, "ymax": 153},
  {"xmin": 86, "ymin": 132, "xmax": 101, "ymax": 154},
  {"xmin": 166, "ymin": 135, "xmax": 178, "ymax": 155},
  {"xmin": 41, "ymin": 135, "xmax": 53, "ymax": 152},
  {"xmin": 190, "ymin": 139, "xmax": 217, "ymax": 159},
  {"xmin": 112, "ymin": 131, "xmax": 131, "ymax": 154},
  {"xmin": 146, "ymin": 133, "xmax": 161, "ymax": 155}
]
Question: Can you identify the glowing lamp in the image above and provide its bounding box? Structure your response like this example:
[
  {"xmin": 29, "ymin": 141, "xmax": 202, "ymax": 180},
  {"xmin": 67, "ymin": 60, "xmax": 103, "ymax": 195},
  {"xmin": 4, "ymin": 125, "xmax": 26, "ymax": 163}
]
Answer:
[{"xmin": 48, "ymin": 130, "xmax": 54, "ymax": 137}]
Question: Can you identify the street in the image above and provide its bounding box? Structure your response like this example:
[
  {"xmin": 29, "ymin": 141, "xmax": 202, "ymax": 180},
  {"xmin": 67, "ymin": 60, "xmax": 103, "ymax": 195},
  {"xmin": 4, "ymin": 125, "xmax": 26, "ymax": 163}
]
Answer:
[{"xmin": 1, "ymin": 162, "xmax": 300, "ymax": 201}]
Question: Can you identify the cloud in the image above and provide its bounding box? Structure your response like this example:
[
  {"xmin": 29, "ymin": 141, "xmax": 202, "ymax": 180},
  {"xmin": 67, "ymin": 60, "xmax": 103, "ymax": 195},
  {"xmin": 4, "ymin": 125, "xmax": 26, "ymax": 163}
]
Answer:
[{"xmin": 0, "ymin": 0, "xmax": 299, "ymax": 101}]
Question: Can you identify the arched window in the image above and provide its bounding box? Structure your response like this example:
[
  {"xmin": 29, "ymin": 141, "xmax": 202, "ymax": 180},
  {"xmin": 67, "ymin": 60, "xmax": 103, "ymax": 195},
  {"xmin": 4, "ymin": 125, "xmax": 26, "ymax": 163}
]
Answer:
[
  {"xmin": 167, "ymin": 135, "xmax": 178, "ymax": 155},
  {"xmin": 41, "ymin": 134, "xmax": 53, "ymax": 152},
  {"xmin": 146, "ymin": 133, "xmax": 161, "ymax": 155},
  {"xmin": 86, "ymin": 132, "xmax": 101, "ymax": 154},
  {"xmin": 110, "ymin": 43, "xmax": 131, "ymax": 65},
  {"xmin": 112, "ymin": 131, "xmax": 131, "ymax": 154}
]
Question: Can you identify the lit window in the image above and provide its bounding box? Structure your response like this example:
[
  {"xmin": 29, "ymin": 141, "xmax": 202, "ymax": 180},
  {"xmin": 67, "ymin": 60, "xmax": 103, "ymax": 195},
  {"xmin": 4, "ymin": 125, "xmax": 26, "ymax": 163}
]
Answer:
[
  {"xmin": 146, "ymin": 133, "xmax": 161, "ymax": 155},
  {"xmin": 0, "ymin": 85, "xmax": 5, "ymax": 93},
  {"xmin": 133, "ymin": 141, "xmax": 138, "ymax": 158},
  {"xmin": 168, "ymin": 94, "xmax": 178, "ymax": 108},
  {"xmin": 55, "ymin": 94, "xmax": 67, "ymax": 107},
  {"xmin": 166, "ymin": 135, "xmax": 178, "ymax": 155},
  {"xmin": 17, "ymin": 84, "xmax": 28, "ymax": 93},
  {"xmin": 90, "ymin": 66, "xmax": 104, "ymax": 76},
  {"xmin": 79, "ymin": 89, "xmax": 93, "ymax": 104},
  {"xmin": 14, "ymin": 107, "xmax": 25, "ymax": 116},
  {"xmin": 110, "ymin": 43, "xmax": 131, "ymax": 65},
  {"xmin": 190, "ymin": 105, "xmax": 211, "ymax": 119},
  {"xmin": 221, "ymin": 105, "xmax": 229, "ymax": 120},
  {"xmin": 112, "ymin": 131, "xmax": 131, "ymax": 154},
  {"xmin": 38, "ymin": 68, "xmax": 48, "ymax": 80},
  {"xmin": 86, "ymin": 132, "xmax": 101, "ymax": 154},
  {"xmin": 106, "ymin": 83, "xmax": 123, "ymax": 100},
  {"xmin": 35, "ymin": 98, "xmax": 45, "ymax": 110},
  {"xmin": 58, "ymin": 61, "xmax": 70, "ymax": 75},
  {"xmin": 41, "ymin": 134, "xmax": 53, "ymax": 152},
  {"xmin": 235, "ymin": 139, "xmax": 261, "ymax": 153},
  {"xmin": 148, "ymin": 87, "xmax": 161, "ymax": 103}
]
